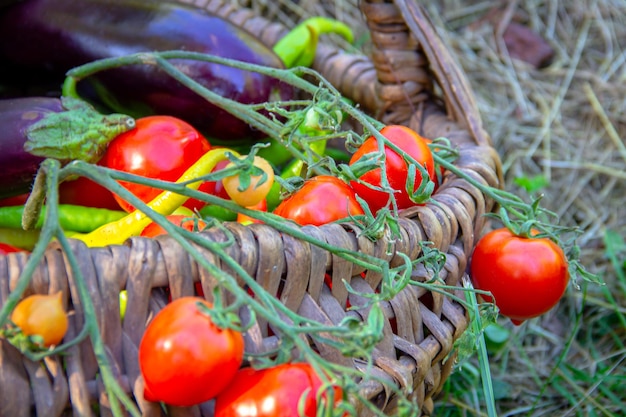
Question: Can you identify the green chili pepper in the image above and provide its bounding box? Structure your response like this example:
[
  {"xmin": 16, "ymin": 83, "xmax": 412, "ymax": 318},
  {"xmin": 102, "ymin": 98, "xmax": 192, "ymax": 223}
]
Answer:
[
  {"xmin": 0, "ymin": 204, "xmax": 127, "ymax": 233},
  {"xmin": 198, "ymin": 204, "xmax": 237, "ymax": 222},
  {"xmin": 266, "ymin": 137, "xmax": 328, "ymax": 211},
  {"xmin": 323, "ymin": 147, "xmax": 352, "ymax": 164},
  {"xmin": 255, "ymin": 137, "xmax": 294, "ymax": 168},
  {"xmin": 0, "ymin": 227, "xmax": 40, "ymax": 251},
  {"xmin": 273, "ymin": 17, "xmax": 354, "ymax": 68}
]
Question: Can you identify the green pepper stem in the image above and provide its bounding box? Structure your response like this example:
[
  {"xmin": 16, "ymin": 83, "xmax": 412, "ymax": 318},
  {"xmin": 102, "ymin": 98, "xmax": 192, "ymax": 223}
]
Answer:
[{"xmin": 273, "ymin": 17, "xmax": 354, "ymax": 68}]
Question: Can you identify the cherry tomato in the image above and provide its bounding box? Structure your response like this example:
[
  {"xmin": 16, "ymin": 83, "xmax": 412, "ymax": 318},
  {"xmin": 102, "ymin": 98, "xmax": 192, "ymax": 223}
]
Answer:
[
  {"xmin": 222, "ymin": 156, "xmax": 275, "ymax": 207},
  {"xmin": 140, "ymin": 214, "xmax": 208, "ymax": 238},
  {"xmin": 214, "ymin": 363, "xmax": 344, "ymax": 417},
  {"xmin": 0, "ymin": 243, "xmax": 24, "ymax": 255},
  {"xmin": 273, "ymin": 175, "xmax": 364, "ymax": 226},
  {"xmin": 349, "ymin": 125, "xmax": 436, "ymax": 213},
  {"xmin": 100, "ymin": 116, "xmax": 211, "ymax": 213},
  {"xmin": 139, "ymin": 297, "xmax": 244, "ymax": 406},
  {"xmin": 11, "ymin": 292, "xmax": 68, "ymax": 347},
  {"xmin": 470, "ymin": 228, "xmax": 570, "ymax": 325}
]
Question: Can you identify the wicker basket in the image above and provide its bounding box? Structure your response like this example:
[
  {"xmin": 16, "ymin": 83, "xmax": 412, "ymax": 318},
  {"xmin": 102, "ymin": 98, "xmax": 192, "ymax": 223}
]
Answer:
[{"xmin": 0, "ymin": 0, "xmax": 503, "ymax": 416}]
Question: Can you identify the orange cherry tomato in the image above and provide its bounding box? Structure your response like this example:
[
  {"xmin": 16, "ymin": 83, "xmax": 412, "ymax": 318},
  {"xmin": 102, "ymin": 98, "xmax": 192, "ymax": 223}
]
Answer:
[{"xmin": 11, "ymin": 292, "xmax": 68, "ymax": 347}]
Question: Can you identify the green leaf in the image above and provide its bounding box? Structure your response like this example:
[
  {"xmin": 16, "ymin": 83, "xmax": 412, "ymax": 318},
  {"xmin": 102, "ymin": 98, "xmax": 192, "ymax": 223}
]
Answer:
[
  {"xmin": 513, "ymin": 174, "xmax": 549, "ymax": 193},
  {"xmin": 484, "ymin": 322, "xmax": 510, "ymax": 352}
]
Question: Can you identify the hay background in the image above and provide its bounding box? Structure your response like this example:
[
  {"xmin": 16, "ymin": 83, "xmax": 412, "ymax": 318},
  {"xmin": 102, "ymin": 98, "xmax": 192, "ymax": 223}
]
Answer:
[{"xmin": 242, "ymin": 0, "xmax": 625, "ymax": 414}]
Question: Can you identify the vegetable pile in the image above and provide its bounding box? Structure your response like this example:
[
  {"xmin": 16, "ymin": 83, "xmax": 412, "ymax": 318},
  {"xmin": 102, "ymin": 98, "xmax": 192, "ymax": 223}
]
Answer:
[{"xmin": 0, "ymin": 1, "xmax": 600, "ymax": 416}]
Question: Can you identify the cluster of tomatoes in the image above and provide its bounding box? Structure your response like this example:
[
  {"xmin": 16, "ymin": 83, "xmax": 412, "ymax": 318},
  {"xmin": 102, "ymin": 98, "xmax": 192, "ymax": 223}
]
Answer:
[
  {"xmin": 33, "ymin": 115, "xmax": 439, "ymax": 235},
  {"xmin": 139, "ymin": 297, "xmax": 344, "ymax": 415},
  {"xmin": 1, "ymin": 113, "xmax": 572, "ymax": 413}
]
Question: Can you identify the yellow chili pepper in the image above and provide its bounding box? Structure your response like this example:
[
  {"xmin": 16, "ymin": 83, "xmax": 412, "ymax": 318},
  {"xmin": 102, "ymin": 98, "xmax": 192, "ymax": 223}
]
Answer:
[{"xmin": 72, "ymin": 148, "xmax": 238, "ymax": 247}]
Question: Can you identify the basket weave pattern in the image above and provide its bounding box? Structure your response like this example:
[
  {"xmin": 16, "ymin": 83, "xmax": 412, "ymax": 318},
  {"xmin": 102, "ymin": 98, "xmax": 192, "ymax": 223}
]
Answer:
[{"xmin": 0, "ymin": 1, "xmax": 503, "ymax": 416}]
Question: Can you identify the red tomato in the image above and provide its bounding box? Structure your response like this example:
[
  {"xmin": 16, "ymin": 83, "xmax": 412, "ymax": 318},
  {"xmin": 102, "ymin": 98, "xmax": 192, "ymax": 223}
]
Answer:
[
  {"xmin": 100, "ymin": 116, "xmax": 211, "ymax": 212},
  {"xmin": 470, "ymin": 228, "xmax": 570, "ymax": 325},
  {"xmin": 349, "ymin": 125, "xmax": 435, "ymax": 213},
  {"xmin": 273, "ymin": 175, "xmax": 364, "ymax": 226},
  {"xmin": 202, "ymin": 159, "xmax": 232, "ymax": 200},
  {"xmin": 0, "ymin": 193, "xmax": 29, "ymax": 207},
  {"xmin": 140, "ymin": 214, "xmax": 208, "ymax": 238},
  {"xmin": 59, "ymin": 176, "xmax": 122, "ymax": 210},
  {"xmin": 139, "ymin": 297, "xmax": 244, "ymax": 406},
  {"xmin": 237, "ymin": 198, "xmax": 267, "ymax": 225},
  {"xmin": 214, "ymin": 363, "xmax": 344, "ymax": 417},
  {"xmin": 0, "ymin": 243, "xmax": 24, "ymax": 255}
]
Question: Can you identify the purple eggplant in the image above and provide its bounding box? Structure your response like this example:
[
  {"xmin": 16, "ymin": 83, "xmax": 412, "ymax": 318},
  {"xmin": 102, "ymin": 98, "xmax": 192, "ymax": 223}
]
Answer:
[
  {"xmin": 0, "ymin": 0, "xmax": 291, "ymax": 142},
  {"xmin": 0, "ymin": 96, "xmax": 136, "ymax": 198},
  {"xmin": 0, "ymin": 97, "xmax": 59, "ymax": 198}
]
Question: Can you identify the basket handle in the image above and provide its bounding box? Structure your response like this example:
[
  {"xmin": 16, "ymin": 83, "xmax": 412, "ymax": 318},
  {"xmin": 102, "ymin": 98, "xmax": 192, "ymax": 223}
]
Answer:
[{"xmin": 392, "ymin": 0, "xmax": 489, "ymax": 146}]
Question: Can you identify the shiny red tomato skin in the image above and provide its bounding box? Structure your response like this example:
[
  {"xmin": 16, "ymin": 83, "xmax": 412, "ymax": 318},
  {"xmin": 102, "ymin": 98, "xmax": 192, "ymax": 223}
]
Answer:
[
  {"xmin": 100, "ymin": 116, "xmax": 211, "ymax": 212},
  {"xmin": 237, "ymin": 198, "xmax": 267, "ymax": 225},
  {"xmin": 273, "ymin": 175, "xmax": 364, "ymax": 226},
  {"xmin": 0, "ymin": 193, "xmax": 29, "ymax": 207},
  {"xmin": 470, "ymin": 228, "xmax": 570, "ymax": 324},
  {"xmin": 349, "ymin": 125, "xmax": 435, "ymax": 213},
  {"xmin": 214, "ymin": 363, "xmax": 343, "ymax": 417},
  {"xmin": 58, "ymin": 175, "xmax": 122, "ymax": 210},
  {"xmin": 202, "ymin": 159, "xmax": 232, "ymax": 200},
  {"xmin": 0, "ymin": 243, "xmax": 24, "ymax": 254},
  {"xmin": 139, "ymin": 297, "xmax": 244, "ymax": 406}
]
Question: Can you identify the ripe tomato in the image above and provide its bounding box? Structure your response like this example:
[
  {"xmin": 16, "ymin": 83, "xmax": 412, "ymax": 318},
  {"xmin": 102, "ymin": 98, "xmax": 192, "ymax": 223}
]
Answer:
[
  {"xmin": 470, "ymin": 228, "xmax": 570, "ymax": 325},
  {"xmin": 202, "ymin": 159, "xmax": 232, "ymax": 200},
  {"xmin": 11, "ymin": 292, "xmax": 68, "ymax": 347},
  {"xmin": 140, "ymin": 214, "xmax": 208, "ymax": 237},
  {"xmin": 214, "ymin": 363, "xmax": 344, "ymax": 417},
  {"xmin": 139, "ymin": 297, "xmax": 244, "ymax": 406},
  {"xmin": 0, "ymin": 243, "xmax": 24, "ymax": 255},
  {"xmin": 222, "ymin": 156, "xmax": 275, "ymax": 207},
  {"xmin": 100, "ymin": 116, "xmax": 211, "ymax": 213},
  {"xmin": 349, "ymin": 125, "xmax": 435, "ymax": 213},
  {"xmin": 0, "ymin": 193, "xmax": 29, "ymax": 207},
  {"xmin": 273, "ymin": 175, "xmax": 364, "ymax": 226},
  {"xmin": 58, "ymin": 175, "xmax": 122, "ymax": 210},
  {"xmin": 236, "ymin": 198, "xmax": 267, "ymax": 225}
]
